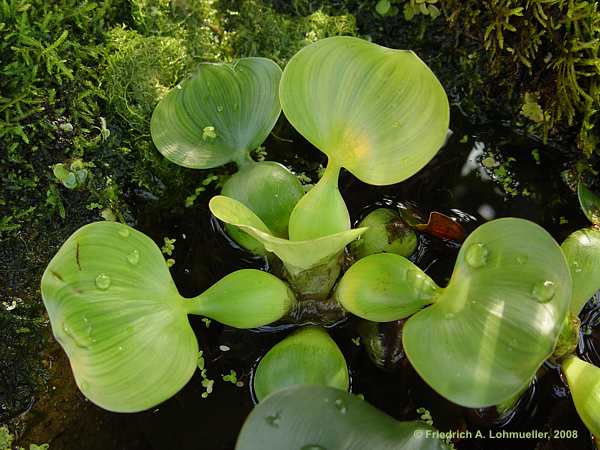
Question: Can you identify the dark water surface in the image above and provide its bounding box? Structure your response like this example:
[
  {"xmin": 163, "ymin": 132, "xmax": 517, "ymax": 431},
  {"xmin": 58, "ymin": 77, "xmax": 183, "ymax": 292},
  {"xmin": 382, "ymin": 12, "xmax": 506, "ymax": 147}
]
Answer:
[{"xmin": 33, "ymin": 110, "xmax": 599, "ymax": 450}]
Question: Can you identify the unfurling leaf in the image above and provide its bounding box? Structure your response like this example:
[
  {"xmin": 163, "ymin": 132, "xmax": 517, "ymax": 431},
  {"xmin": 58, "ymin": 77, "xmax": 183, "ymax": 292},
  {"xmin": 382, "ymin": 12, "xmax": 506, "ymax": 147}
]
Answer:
[{"xmin": 209, "ymin": 195, "xmax": 366, "ymax": 275}]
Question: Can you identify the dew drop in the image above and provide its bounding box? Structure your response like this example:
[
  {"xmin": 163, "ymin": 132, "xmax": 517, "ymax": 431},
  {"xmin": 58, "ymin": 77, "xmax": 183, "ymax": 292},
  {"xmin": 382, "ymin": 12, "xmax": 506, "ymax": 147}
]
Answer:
[
  {"xmin": 127, "ymin": 249, "xmax": 140, "ymax": 265},
  {"xmin": 117, "ymin": 346, "xmax": 123, "ymax": 352},
  {"xmin": 216, "ymin": 105, "xmax": 224, "ymax": 112},
  {"xmin": 95, "ymin": 273, "xmax": 111, "ymax": 290},
  {"xmin": 406, "ymin": 269, "xmax": 436, "ymax": 301},
  {"xmin": 532, "ymin": 280, "xmax": 556, "ymax": 303},
  {"xmin": 118, "ymin": 228, "xmax": 130, "ymax": 238},
  {"xmin": 301, "ymin": 446, "xmax": 326, "ymax": 450},
  {"xmin": 265, "ymin": 412, "xmax": 281, "ymax": 428},
  {"xmin": 80, "ymin": 381, "xmax": 89, "ymax": 391},
  {"xmin": 516, "ymin": 255, "xmax": 528, "ymax": 265},
  {"xmin": 465, "ymin": 243, "xmax": 489, "ymax": 268},
  {"xmin": 62, "ymin": 322, "xmax": 90, "ymax": 349},
  {"xmin": 334, "ymin": 399, "xmax": 347, "ymax": 414},
  {"xmin": 572, "ymin": 260, "xmax": 583, "ymax": 273}
]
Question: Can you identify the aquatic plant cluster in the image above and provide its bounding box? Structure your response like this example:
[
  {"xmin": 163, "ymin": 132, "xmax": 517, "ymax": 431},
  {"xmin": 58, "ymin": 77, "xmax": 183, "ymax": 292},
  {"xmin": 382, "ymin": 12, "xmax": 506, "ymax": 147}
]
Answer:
[{"xmin": 40, "ymin": 36, "xmax": 600, "ymax": 448}]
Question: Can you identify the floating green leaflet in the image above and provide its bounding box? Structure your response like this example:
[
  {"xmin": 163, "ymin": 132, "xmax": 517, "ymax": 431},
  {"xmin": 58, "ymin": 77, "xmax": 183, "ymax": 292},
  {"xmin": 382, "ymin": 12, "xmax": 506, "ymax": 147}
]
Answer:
[
  {"xmin": 151, "ymin": 58, "xmax": 282, "ymax": 169},
  {"xmin": 253, "ymin": 327, "xmax": 349, "ymax": 401},
  {"xmin": 41, "ymin": 222, "xmax": 294, "ymax": 412},
  {"xmin": 279, "ymin": 36, "xmax": 449, "ymax": 186},
  {"xmin": 403, "ymin": 218, "xmax": 571, "ymax": 407},
  {"xmin": 236, "ymin": 385, "xmax": 450, "ymax": 450}
]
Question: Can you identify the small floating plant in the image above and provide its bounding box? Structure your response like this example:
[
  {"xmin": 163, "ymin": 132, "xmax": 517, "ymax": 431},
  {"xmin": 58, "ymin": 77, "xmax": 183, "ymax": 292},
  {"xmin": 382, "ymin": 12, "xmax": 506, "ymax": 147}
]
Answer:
[{"xmin": 40, "ymin": 36, "xmax": 600, "ymax": 448}]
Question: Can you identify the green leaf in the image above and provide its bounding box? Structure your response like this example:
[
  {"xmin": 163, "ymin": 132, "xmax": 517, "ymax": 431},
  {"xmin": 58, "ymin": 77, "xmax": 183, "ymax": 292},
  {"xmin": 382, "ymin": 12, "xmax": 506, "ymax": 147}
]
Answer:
[
  {"xmin": 288, "ymin": 162, "xmax": 350, "ymax": 240},
  {"xmin": 403, "ymin": 218, "xmax": 571, "ymax": 407},
  {"xmin": 578, "ymin": 182, "xmax": 600, "ymax": 225},
  {"xmin": 336, "ymin": 253, "xmax": 438, "ymax": 321},
  {"xmin": 209, "ymin": 195, "xmax": 366, "ymax": 275},
  {"xmin": 350, "ymin": 208, "xmax": 417, "ymax": 259},
  {"xmin": 280, "ymin": 36, "xmax": 449, "ymax": 186},
  {"xmin": 41, "ymin": 221, "xmax": 197, "ymax": 412},
  {"xmin": 561, "ymin": 356, "xmax": 600, "ymax": 437},
  {"xmin": 222, "ymin": 161, "xmax": 304, "ymax": 254},
  {"xmin": 151, "ymin": 58, "xmax": 282, "ymax": 169},
  {"xmin": 236, "ymin": 385, "xmax": 450, "ymax": 450},
  {"xmin": 253, "ymin": 327, "xmax": 349, "ymax": 401},
  {"xmin": 41, "ymin": 222, "xmax": 296, "ymax": 412},
  {"xmin": 561, "ymin": 227, "xmax": 600, "ymax": 315},
  {"xmin": 184, "ymin": 269, "xmax": 296, "ymax": 328}
]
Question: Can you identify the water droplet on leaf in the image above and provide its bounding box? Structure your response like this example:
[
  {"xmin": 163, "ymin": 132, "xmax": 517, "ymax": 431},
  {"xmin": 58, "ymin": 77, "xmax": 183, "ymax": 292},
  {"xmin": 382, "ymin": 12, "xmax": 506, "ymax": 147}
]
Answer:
[
  {"xmin": 516, "ymin": 255, "xmax": 528, "ymax": 264},
  {"xmin": 532, "ymin": 280, "xmax": 556, "ymax": 303},
  {"xmin": 334, "ymin": 399, "xmax": 347, "ymax": 414},
  {"xmin": 118, "ymin": 228, "xmax": 130, "ymax": 238},
  {"xmin": 265, "ymin": 412, "xmax": 281, "ymax": 428},
  {"xmin": 127, "ymin": 249, "xmax": 140, "ymax": 265},
  {"xmin": 406, "ymin": 269, "xmax": 435, "ymax": 301},
  {"xmin": 465, "ymin": 243, "xmax": 489, "ymax": 268},
  {"xmin": 216, "ymin": 105, "xmax": 224, "ymax": 112},
  {"xmin": 572, "ymin": 260, "xmax": 583, "ymax": 273},
  {"xmin": 62, "ymin": 322, "xmax": 90, "ymax": 349},
  {"xmin": 80, "ymin": 381, "xmax": 89, "ymax": 391},
  {"xmin": 95, "ymin": 273, "xmax": 111, "ymax": 290}
]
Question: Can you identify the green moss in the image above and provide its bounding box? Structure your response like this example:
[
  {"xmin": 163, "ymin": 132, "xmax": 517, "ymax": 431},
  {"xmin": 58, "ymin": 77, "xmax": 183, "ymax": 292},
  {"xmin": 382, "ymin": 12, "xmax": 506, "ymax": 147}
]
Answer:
[
  {"xmin": 104, "ymin": 28, "xmax": 189, "ymax": 131},
  {"xmin": 223, "ymin": 0, "xmax": 358, "ymax": 66}
]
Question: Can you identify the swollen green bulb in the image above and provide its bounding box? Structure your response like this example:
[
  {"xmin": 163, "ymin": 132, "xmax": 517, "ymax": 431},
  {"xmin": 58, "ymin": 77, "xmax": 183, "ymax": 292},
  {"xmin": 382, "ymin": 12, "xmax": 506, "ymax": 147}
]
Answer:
[{"xmin": 351, "ymin": 208, "xmax": 417, "ymax": 260}]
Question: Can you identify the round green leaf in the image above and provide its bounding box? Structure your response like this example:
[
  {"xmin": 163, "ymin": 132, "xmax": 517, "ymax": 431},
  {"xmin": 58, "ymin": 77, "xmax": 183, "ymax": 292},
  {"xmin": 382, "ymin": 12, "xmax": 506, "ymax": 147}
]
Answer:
[
  {"xmin": 562, "ymin": 356, "xmax": 600, "ymax": 437},
  {"xmin": 222, "ymin": 160, "xmax": 304, "ymax": 254},
  {"xmin": 222, "ymin": 161, "xmax": 304, "ymax": 238},
  {"xmin": 578, "ymin": 182, "xmax": 600, "ymax": 225},
  {"xmin": 236, "ymin": 385, "xmax": 450, "ymax": 450},
  {"xmin": 280, "ymin": 36, "xmax": 449, "ymax": 186},
  {"xmin": 253, "ymin": 327, "xmax": 349, "ymax": 401},
  {"xmin": 41, "ymin": 221, "xmax": 197, "ymax": 412},
  {"xmin": 561, "ymin": 227, "xmax": 600, "ymax": 315},
  {"xmin": 403, "ymin": 218, "xmax": 572, "ymax": 407},
  {"xmin": 336, "ymin": 253, "xmax": 438, "ymax": 321},
  {"xmin": 288, "ymin": 162, "xmax": 350, "ymax": 240},
  {"xmin": 151, "ymin": 58, "xmax": 282, "ymax": 169},
  {"xmin": 209, "ymin": 195, "xmax": 366, "ymax": 274},
  {"xmin": 350, "ymin": 208, "xmax": 417, "ymax": 259},
  {"xmin": 185, "ymin": 269, "xmax": 296, "ymax": 328}
]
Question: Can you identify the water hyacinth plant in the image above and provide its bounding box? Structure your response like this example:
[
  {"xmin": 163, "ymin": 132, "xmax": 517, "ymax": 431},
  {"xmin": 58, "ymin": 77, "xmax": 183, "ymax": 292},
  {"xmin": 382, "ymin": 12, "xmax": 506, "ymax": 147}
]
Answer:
[{"xmin": 39, "ymin": 35, "xmax": 600, "ymax": 447}]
